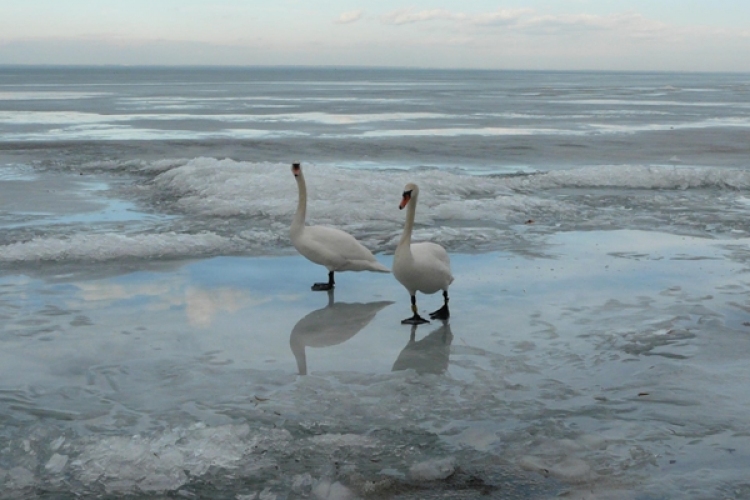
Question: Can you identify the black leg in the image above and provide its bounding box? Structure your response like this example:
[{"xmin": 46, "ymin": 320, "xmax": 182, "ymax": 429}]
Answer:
[
  {"xmin": 429, "ymin": 290, "xmax": 450, "ymax": 320},
  {"xmin": 402, "ymin": 295, "xmax": 429, "ymax": 324},
  {"xmin": 312, "ymin": 271, "xmax": 335, "ymax": 291}
]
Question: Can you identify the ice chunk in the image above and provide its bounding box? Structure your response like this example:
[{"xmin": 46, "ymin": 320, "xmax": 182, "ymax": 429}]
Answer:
[
  {"xmin": 6, "ymin": 467, "xmax": 35, "ymax": 489},
  {"xmin": 0, "ymin": 231, "xmax": 238, "ymax": 263},
  {"xmin": 312, "ymin": 479, "xmax": 355, "ymax": 500},
  {"xmin": 550, "ymin": 457, "xmax": 594, "ymax": 483},
  {"xmin": 448, "ymin": 426, "xmax": 500, "ymax": 452},
  {"xmin": 74, "ymin": 424, "xmax": 290, "ymax": 494},
  {"xmin": 44, "ymin": 453, "xmax": 68, "ymax": 474},
  {"xmin": 291, "ymin": 473, "xmax": 314, "ymax": 494},
  {"xmin": 519, "ymin": 455, "xmax": 595, "ymax": 484},
  {"xmin": 408, "ymin": 457, "xmax": 456, "ymax": 481}
]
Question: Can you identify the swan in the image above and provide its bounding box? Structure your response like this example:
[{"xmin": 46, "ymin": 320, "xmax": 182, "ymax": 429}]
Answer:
[
  {"xmin": 290, "ymin": 162, "xmax": 389, "ymax": 290},
  {"xmin": 393, "ymin": 182, "xmax": 454, "ymax": 324}
]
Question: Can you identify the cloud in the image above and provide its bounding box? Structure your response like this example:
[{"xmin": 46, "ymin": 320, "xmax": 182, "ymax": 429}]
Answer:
[
  {"xmin": 380, "ymin": 8, "xmax": 456, "ymax": 25},
  {"xmin": 380, "ymin": 8, "xmax": 531, "ymax": 26},
  {"xmin": 378, "ymin": 8, "xmax": 706, "ymax": 43},
  {"xmin": 469, "ymin": 9, "xmax": 535, "ymax": 26},
  {"xmin": 335, "ymin": 9, "xmax": 364, "ymax": 25},
  {"xmin": 524, "ymin": 12, "xmax": 669, "ymax": 38}
]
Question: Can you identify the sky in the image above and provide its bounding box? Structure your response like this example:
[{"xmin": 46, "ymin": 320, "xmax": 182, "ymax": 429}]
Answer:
[{"xmin": 1, "ymin": 0, "xmax": 749, "ymax": 71}]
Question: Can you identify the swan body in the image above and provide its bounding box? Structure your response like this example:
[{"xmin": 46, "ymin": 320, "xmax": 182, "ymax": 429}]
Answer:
[
  {"xmin": 393, "ymin": 182, "xmax": 454, "ymax": 324},
  {"xmin": 290, "ymin": 162, "xmax": 389, "ymax": 290}
]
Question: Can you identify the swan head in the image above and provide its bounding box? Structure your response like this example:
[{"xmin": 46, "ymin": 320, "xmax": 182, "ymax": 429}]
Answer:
[
  {"xmin": 291, "ymin": 162, "xmax": 301, "ymax": 177},
  {"xmin": 399, "ymin": 182, "xmax": 419, "ymax": 210}
]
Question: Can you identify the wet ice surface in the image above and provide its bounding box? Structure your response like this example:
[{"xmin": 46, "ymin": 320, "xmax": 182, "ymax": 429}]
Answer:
[{"xmin": 2, "ymin": 231, "xmax": 750, "ymax": 498}]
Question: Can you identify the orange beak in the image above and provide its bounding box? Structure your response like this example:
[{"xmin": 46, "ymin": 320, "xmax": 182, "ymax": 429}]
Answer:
[{"xmin": 399, "ymin": 194, "xmax": 411, "ymax": 210}]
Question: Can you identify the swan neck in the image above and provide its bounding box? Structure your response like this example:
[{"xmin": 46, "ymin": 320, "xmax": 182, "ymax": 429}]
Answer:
[
  {"xmin": 291, "ymin": 172, "xmax": 307, "ymax": 235},
  {"xmin": 399, "ymin": 192, "xmax": 418, "ymax": 250}
]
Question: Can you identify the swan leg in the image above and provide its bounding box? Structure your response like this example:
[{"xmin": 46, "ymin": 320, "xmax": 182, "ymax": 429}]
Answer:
[
  {"xmin": 401, "ymin": 295, "xmax": 429, "ymax": 325},
  {"xmin": 312, "ymin": 271, "xmax": 335, "ymax": 291},
  {"xmin": 429, "ymin": 290, "xmax": 450, "ymax": 320}
]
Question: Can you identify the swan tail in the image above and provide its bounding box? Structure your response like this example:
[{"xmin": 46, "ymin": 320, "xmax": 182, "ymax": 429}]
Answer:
[
  {"xmin": 365, "ymin": 261, "xmax": 391, "ymax": 273},
  {"xmin": 343, "ymin": 260, "xmax": 391, "ymax": 273}
]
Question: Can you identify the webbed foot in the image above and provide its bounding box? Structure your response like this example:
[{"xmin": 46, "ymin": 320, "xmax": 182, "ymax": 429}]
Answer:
[
  {"xmin": 401, "ymin": 314, "xmax": 430, "ymax": 325},
  {"xmin": 429, "ymin": 304, "xmax": 450, "ymax": 320}
]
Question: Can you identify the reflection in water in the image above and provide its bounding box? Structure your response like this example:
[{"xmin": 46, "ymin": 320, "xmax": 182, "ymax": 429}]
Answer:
[
  {"xmin": 289, "ymin": 290, "xmax": 393, "ymax": 375},
  {"xmin": 392, "ymin": 321, "xmax": 453, "ymax": 375}
]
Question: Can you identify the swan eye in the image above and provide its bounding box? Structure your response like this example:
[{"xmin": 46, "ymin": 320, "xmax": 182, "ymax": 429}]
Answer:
[{"xmin": 403, "ymin": 190, "xmax": 413, "ymax": 197}]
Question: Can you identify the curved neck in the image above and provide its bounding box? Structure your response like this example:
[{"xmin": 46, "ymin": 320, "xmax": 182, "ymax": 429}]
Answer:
[
  {"xmin": 399, "ymin": 191, "xmax": 418, "ymax": 250},
  {"xmin": 291, "ymin": 172, "xmax": 307, "ymax": 235}
]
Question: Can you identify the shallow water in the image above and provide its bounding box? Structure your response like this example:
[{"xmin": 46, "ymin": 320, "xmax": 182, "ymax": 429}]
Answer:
[{"xmin": 2, "ymin": 231, "xmax": 750, "ymax": 498}]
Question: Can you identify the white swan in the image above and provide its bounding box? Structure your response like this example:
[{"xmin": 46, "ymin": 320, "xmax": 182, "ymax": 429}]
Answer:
[
  {"xmin": 393, "ymin": 182, "xmax": 454, "ymax": 324},
  {"xmin": 290, "ymin": 162, "xmax": 389, "ymax": 290}
]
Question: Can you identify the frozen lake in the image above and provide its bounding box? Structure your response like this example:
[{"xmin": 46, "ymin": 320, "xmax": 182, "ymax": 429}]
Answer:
[
  {"xmin": 3, "ymin": 229, "xmax": 750, "ymax": 498},
  {"xmin": 3, "ymin": 66, "xmax": 750, "ymax": 498}
]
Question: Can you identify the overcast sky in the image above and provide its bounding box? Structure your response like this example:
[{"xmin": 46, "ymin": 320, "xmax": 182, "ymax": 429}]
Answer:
[{"xmin": 1, "ymin": 0, "xmax": 749, "ymax": 71}]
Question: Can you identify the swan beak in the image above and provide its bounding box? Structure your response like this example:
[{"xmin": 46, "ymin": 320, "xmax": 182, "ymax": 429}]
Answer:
[
  {"xmin": 399, "ymin": 194, "xmax": 411, "ymax": 210},
  {"xmin": 292, "ymin": 162, "xmax": 301, "ymax": 177}
]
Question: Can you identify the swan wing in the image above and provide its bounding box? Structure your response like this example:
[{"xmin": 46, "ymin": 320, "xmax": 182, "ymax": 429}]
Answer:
[
  {"xmin": 296, "ymin": 225, "xmax": 389, "ymax": 272},
  {"xmin": 412, "ymin": 242, "xmax": 451, "ymax": 269}
]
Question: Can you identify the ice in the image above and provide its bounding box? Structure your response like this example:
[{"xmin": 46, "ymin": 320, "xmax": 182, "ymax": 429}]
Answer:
[
  {"xmin": 73, "ymin": 424, "xmax": 291, "ymax": 494},
  {"xmin": 44, "ymin": 453, "xmax": 68, "ymax": 474},
  {"xmin": 148, "ymin": 158, "xmax": 750, "ymax": 233},
  {"xmin": 505, "ymin": 164, "xmax": 750, "ymax": 191},
  {"xmin": 447, "ymin": 425, "xmax": 500, "ymax": 452},
  {"xmin": 308, "ymin": 433, "xmax": 377, "ymax": 448},
  {"xmin": 0, "ymin": 236, "xmax": 745, "ymax": 496},
  {"xmin": 408, "ymin": 457, "xmax": 456, "ymax": 481},
  {"xmin": 0, "ymin": 91, "xmax": 107, "ymax": 101},
  {"xmin": 520, "ymin": 455, "xmax": 594, "ymax": 484},
  {"xmin": 358, "ymin": 126, "xmax": 581, "ymax": 137},
  {"xmin": 0, "ymin": 163, "xmax": 37, "ymax": 181},
  {"xmin": 0, "ymin": 231, "xmax": 239, "ymax": 262},
  {"xmin": 5, "ymin": 467, "xmax": 35, "ymax": 489},
  {"xmin": 6, "ymin": 158, "xmax": 750, "ymax": 264},
  {"xmin": 312, "ymin": 479, "xmax": 356, "ymax": 500}
]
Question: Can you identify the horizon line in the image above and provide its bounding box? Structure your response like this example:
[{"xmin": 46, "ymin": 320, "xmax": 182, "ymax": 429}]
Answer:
[{"xmin": 1, "ymin": 64, "xmax": 749, "ymax": 76}]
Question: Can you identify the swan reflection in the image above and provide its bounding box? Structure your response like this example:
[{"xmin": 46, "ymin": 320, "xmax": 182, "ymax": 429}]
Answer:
[
  {"xmin": 392, "ymin": 321, "xmax": 453, "ymax": 375},
  {"xmin": 290, "ymin": 290, "xmax": 393, "ymax": 375}
]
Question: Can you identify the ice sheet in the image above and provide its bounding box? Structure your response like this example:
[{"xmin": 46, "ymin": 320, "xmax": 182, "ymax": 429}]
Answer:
[{"xmin": 2, "ymin": 230, "xmax": 750, "ymax": 497}]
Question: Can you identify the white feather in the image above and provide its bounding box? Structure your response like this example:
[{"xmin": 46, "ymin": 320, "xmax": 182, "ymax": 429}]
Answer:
[
  {"xmin": 290, "ymin": 164, "xmax": 389, "ymax": 274},
  {"xmin": 393, "ymin": 183, "xmax": 454, "ymax": 296}
]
